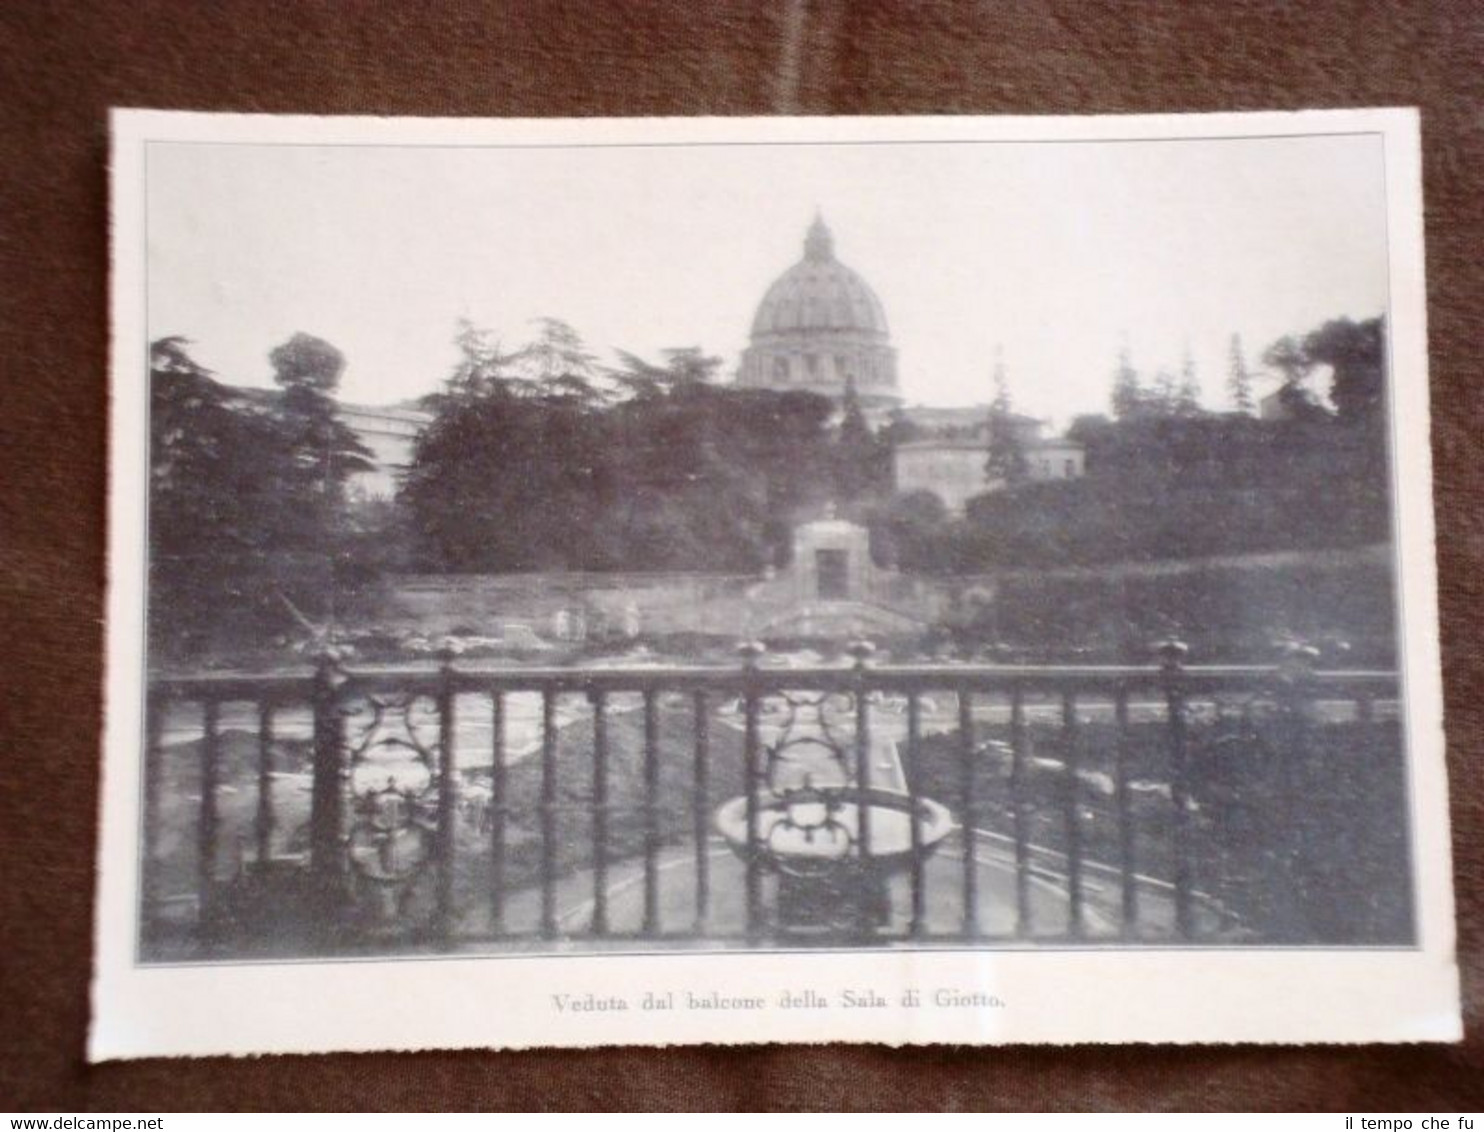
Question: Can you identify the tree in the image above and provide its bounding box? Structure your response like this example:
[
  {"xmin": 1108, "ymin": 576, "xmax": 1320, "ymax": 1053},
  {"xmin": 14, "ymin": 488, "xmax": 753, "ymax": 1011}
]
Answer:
[
  {"xmin": 268, "ymin": 331, "xmax": 346, "ymax": 393},
  {"xmin": 517, "ymin": 317, "xmax": 602, "ymax": 401},
  {"xmin": 403, "ymin": 327, "xmax": 837, "ymax": 574},
  {"xmin": 1262, "ymin": 335, "xmax": 1311, "ymax": 387},
  {"xmin": 1305, "ymin": 317, "xmax": 1385, "ymax": 424},
  {"xmin": 151, "ymin": 337, "xmax": 287, "ymax": 557},
  {"xmin": 1227, "ymin": 334, "xmax": 1255, "ymax": 415},
  {"xmin": 612, "ymin": 346, "xmax": 724, "ymax": 399},
  {"xmin": 658, "ymin": 346, "xmax": 723, "ymax": 386},
  {"xmin": 405, "ymin": 324, "xmax": 606, "ymax": 572},
  {"xmin": 268, "ymin": 332, "xmax": 373, "ymax": 549},
  {"xmin": 1066, "ymin": 413, "xmax": 1113, "ymax": 448},
  {"xmin": 1150, "ymin": 368, "xmax": 1178, "ymax": 415},
  {"xmin": 881, "ymin": 407, "xmax": 922, "ymax": 447},
  {"xmin": 1110, "ymin": 347, "xmax": 1143, "ymax": 420},
  {"xmin": 1262, "ymin": 335, "xmax": 1330, "ymax": 422},
  {"xmin": 870, "ymin": 490, "xmax": 954, "ymax": 574},
  {"xmin": 442, "ymin": 318, "xmax": 515, "ymax": 402},
  {"xmin": 834, "ymin": 374, "xmax": 879, "ymax": 501},
  {"xmin": 1175, "ymin": 348, "xmax": 1202, "ymax": 416},
  {"xmin": 149, "ymin": 338, "xmax": 300, "ymax": 656},
  {"xmin": 984, "ymin": 358, "xmax": 1029, "ymax": 487}
]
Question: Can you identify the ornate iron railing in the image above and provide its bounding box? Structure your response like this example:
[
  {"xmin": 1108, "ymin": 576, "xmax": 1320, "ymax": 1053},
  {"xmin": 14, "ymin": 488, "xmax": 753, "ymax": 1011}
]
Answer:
[{"xmin": 140, "ymin": 642, "xmax": 1409, "ymax": 959}]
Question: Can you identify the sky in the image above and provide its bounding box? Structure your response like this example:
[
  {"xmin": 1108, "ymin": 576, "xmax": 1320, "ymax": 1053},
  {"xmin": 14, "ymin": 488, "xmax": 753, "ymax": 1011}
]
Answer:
[{"xmin": 145, "ymin": 131, "xmax": 1389, "ymax": 424}]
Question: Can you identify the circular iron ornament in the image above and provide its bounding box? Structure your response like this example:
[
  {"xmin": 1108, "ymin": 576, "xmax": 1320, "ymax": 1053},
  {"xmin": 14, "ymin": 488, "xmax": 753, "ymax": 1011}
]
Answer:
[
  {"xmin": 765, "ymin": 799, "xmax": 856, "ymax": 879},
  {"xmin": 761, "ymin": 690, "xmax": 858, "ymax": 800},
  {"xmin": 717, "ymin": 790, "xmax": 953, "ymax": 879},
  {"xmin": 767, "ymin": 735, "xmax": 852, "ymax": 795},
  {"xmin": 348, "ymin": 788, "xmax": 436, "ymax": 885},
  {"xmin": 340, "ymin": 690, "xmax": 441, "ymax": 763},
  {"xmin": 335, "ymin": 685, "xmax": 445, "ymax": 910},
  {"xmin": 713, "ymin": 673, "xmax": 960, "ymax": 933}
]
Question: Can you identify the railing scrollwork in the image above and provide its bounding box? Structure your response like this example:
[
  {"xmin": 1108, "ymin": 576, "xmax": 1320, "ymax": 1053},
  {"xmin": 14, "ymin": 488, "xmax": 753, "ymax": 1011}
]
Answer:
[{"xmin": 139, "ymin": 637, "xmax": 1408, "ymax": 958}]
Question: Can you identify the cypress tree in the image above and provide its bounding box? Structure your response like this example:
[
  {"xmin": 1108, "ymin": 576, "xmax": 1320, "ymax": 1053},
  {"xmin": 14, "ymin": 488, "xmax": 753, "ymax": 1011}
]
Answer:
[
  {"xmin": 985, "ymin": 354, "xmax": 1029, "ymax": 487},
  {"xmin": 1175, "ymin": 347, "xmax": 1203, "ymax": 416},
  {"xmin": 834, "ymin": 374, "xmax": 877, "ymax": 500},
  {"xmin": 1227, "ymin": 333, "xmax": 1255, "ymax": 415},
  {"xmin": 1111, "ymin": 346, "xmax": 1143, "ymax": 420}
]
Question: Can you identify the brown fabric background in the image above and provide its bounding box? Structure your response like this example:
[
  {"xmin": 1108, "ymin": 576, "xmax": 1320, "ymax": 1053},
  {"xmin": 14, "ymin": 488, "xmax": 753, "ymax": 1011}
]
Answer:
[{"xmin": 1, "ymin": 0, "xmax": 1480, "ymax": 1112}]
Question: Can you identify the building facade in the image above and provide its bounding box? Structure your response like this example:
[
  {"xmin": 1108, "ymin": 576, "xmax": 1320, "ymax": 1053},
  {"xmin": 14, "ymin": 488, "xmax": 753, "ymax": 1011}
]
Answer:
[
  {"xmin": 338, "ymin": 402, "xmax": 432, "ymax": 501},
  {"xmin": 894, "ymin": 421, "xmax": 1086, "ymax": 514}
]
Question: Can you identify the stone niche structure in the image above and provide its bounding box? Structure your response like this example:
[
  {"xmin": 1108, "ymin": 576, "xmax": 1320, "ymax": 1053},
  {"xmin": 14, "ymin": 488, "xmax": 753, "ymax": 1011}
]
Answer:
[
  {"xmin": 744, "ymin": 512, "xmax": 941, "ymax": 639},
  {"xmin": 788, "ymin": 514, "xmax": 873, "ymax": 604}
]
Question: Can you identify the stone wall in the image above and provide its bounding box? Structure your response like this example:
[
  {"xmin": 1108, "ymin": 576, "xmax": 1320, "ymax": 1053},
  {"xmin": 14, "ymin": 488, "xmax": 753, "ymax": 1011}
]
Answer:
[
  {"xmin": 353, "ymin": 571, "xmax": 764, "ymax": 641},
  {"xmin": 353, "ymin": 563, "xmax": 944, "ymax": 645}
]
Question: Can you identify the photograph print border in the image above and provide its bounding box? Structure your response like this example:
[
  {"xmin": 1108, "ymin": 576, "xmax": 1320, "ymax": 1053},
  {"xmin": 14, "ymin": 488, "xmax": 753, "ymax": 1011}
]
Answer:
[{"xmin": 94, "ymin": 108, "xmax": 1459, "ymax": 1057}]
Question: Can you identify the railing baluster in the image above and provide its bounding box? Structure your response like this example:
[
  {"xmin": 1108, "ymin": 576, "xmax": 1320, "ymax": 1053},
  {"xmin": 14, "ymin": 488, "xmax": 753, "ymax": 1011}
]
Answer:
[
  {"xmin": 489, "ymin": 690, "xmax": 506, "ymax": 935},
  {"xmin": 692, "ymin": 690, "xmax": 711, "ymax": 935},
  {"xmin": 540, "ymin": 686, "xmax": 558, "ymax": 940},
  {"xmin": 309, "ymin": 652, "xmax": 346, "ymax": 931},
  {"xmin": 855, "ymin": 691, "xmax": 874, "ymax": 935},
  {"xmin": 434, "ymin": 654, "xmax": 457, "ymax": 944},
  {"xmin": 958, "ymin": 688, "xmax": 978, "ymax": 937},
  {"xmin": 1114, "ymin": 689, "xmax": 1138, "ymax": 936},
  {"xmin": 850, "ymin": 642, "xmax": 874, "ymax": 937},
  {"xmin": 198, "ymin": 699, "xmax": 221, "ymax": 935},
  {"xmin": 1276, "ymin": 644, "xmax": 1318, "ymax": 943},
  {"xmin": 255, "ymin": 701, "xmax": 274, "ymax": 867},
  {"xmin": 591, "ymin": 689, "xmax": 609, "ymax": 937},
  {"xmin": 1062, "ymin": 690, "xmax": 1084, "ymax": 939},
  {"xmin": 142, "ymin": 693, "xmax": 165, "ymax": 920},
  {"xmin": 1010, "ymin": 684, "xmax": 1031, "ymax": 937},
  {"xmin": 1170, "ymin": 693, "xmax": 1194, "ymax": 940},
  {"xmin": 642, "ymin": 688, "xmax": 661, "ymax": 936},
  {"xmin": 1159, "ymin": 642, "xmax": 1195, "ymax": 941},
  {"xmin": 740, "ymin": 642, "xmax": 764, "ymax": 941},
  {"xmin": 905, "ymin": 692, "xmax": 925, "ymax": 939},
  {"xmin": 145, "ymin": 658, "xmax": 1399, "ymax": 955}
]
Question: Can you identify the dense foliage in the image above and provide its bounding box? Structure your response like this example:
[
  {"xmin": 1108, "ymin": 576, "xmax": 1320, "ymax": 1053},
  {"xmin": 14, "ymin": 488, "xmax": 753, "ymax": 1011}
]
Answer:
[
  {"xmin": 870, "ymin": 413, "xmax": 1391, "ymax": 576},
  {"xmin": 914, "ymin": 709, "xmax": 1411, "ymax": 943},
  {"xmin": 148, "ymin": 334, "xmax": 371, "ymax": 659},
  {"xmin": 400, "ymin": 327, "xmax": 885, "ymax": 573},
  {"xmin": 147, "ymin": 313, "xmax": 1393, "ymax": 661},
  {"xmin": 877, "ymin": 316, "xmax": 1391, "ymax": 575}
]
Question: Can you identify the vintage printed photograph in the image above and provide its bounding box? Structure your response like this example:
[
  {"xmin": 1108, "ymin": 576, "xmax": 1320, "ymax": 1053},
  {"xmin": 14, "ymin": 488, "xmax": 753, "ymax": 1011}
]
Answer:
[{"xmin": 94, "ymin": 110, "xmax": 1456, "ymax": 1056}]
